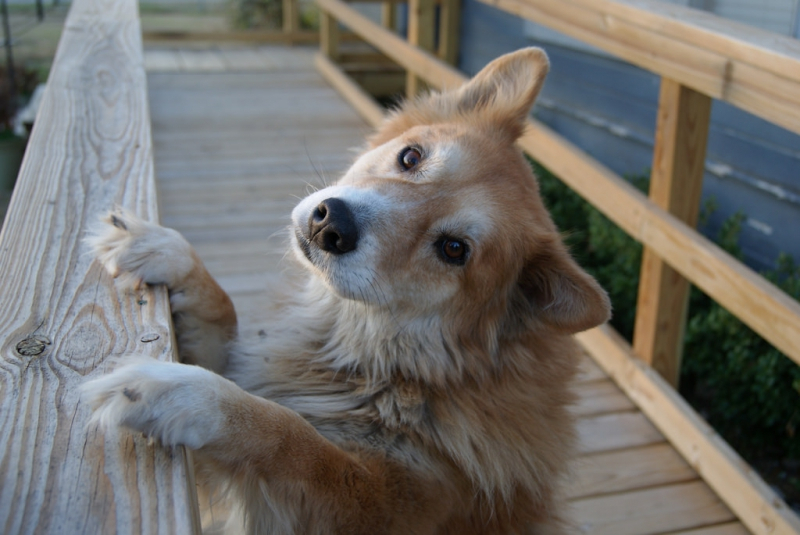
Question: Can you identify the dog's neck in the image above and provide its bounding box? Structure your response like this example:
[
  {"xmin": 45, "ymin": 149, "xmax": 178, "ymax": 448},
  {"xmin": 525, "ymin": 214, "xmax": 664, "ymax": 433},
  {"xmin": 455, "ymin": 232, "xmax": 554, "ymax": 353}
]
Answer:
[{"xmin": 296, "ymin": 277, "xmax": 506, "ymax": 387}]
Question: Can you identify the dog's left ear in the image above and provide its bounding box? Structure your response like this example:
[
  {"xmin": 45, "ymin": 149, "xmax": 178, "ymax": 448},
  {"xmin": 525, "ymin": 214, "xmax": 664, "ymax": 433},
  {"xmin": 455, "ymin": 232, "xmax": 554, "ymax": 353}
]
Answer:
[
  {"xmin": 455, "ymin": 47, "xmax": 549, "ymax": 140},
  {"xmin": 517, "ymin": 242, "xmax": 611, "ymax": 334}
]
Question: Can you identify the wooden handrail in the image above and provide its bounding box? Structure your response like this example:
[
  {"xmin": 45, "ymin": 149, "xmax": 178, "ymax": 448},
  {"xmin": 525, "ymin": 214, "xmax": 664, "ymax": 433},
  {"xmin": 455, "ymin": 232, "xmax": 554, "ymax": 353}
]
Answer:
[
  {"xmin": 313, "ymin": 0, "xmax": 800, "ymax": 531},
  {"xmin": 478, "ymin": 0, "xmax": 800, "ymax": 136},
  {"xmin": 0, "ymin": 0, "xmax": 200, "ymax": 532}
]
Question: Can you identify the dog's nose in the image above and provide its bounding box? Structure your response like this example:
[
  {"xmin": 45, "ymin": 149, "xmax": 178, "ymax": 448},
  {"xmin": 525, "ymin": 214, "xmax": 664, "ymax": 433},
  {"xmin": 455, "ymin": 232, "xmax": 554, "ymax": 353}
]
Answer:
[{"xmin": 308, "ymin": 198, "xmax": 359, "ymax": 254}]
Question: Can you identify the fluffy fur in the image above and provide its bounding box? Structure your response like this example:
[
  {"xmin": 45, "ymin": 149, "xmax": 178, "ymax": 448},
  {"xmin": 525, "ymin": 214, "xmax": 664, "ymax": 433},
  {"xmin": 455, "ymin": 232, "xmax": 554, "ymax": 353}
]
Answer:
[{"xmin": 82, "ymin": 47, "xmax": 611, "ymax": 534}]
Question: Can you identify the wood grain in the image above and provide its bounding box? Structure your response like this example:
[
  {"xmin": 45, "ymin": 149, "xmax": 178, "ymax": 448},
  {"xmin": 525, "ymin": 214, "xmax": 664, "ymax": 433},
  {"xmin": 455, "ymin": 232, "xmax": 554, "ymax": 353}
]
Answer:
[
  {"xmin": 633, "ymin": 79, "xmax": 711, "ymax": 386},
  {"xmin": 573, "ymin": 480, "xmax": 735, "ymax": 535},
  {"xmin": 0, "ymin": 0, "xmax": 199, "ymax": 533},
  {"xmin": 572, "ymin": 379, "xmax": 636, "ymax": 417},
  {"xmin": 576, "ymin": 412, "xmax": 663, "ymax": 455},
  {"xmin": 568, "ymin": 443, "xmax": 697, "ymax": 499},
  {"xmin": 577, "ymin": 325, "xmax": 800, "ymax": 535}
]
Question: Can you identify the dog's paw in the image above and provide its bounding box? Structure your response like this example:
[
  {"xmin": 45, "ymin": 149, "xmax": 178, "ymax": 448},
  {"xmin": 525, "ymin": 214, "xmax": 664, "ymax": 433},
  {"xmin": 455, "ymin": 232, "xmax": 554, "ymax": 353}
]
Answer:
[
  {"xmin": 81, "ymin": 357, "xmax": 228, "ymax": 449},
  {"xmin": 87, "ymin": 208, "xmax": 195, "ymax": 290}
]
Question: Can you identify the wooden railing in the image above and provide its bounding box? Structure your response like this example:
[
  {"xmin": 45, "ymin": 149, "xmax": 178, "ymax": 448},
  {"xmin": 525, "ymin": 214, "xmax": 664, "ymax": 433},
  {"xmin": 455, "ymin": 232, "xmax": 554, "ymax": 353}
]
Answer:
[
  {"xmin": 313, "ymin": 0, "xmax": 800, "ymax": 534},
  {"xmin": 0, "ymin": 0, "xmax": 199, "ymax": 533}
]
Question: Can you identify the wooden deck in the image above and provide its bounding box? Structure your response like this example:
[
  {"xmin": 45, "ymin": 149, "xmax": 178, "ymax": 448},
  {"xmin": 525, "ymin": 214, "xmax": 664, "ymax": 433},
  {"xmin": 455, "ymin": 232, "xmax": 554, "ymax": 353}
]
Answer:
[{"xmin": 145, "ymin": 45, "xmax": 750, "ymax": 535}]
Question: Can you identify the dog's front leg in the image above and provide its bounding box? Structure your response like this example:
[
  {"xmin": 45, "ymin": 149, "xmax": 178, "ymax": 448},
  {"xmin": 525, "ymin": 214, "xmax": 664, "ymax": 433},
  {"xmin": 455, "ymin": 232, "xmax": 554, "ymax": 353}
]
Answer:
[
  {"xmin": 88, "ymin": 209, "xmax": 236, "ymax": 373},
  {"xmin": 82, "ymin": 358, "xmax": 437, "ymax": 535}
]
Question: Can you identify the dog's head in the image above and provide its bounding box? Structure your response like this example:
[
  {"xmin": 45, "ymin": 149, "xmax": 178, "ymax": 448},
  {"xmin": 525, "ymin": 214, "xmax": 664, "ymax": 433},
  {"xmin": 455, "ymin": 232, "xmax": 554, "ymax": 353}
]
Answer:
[{"xmin": 292, "ymin": 48, "xmax": 610, "ymax": 357}]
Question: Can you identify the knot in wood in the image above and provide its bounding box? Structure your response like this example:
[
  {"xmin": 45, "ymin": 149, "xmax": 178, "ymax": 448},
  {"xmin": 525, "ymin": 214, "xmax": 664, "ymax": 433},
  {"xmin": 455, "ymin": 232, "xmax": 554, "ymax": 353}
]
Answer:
[
  {"xmin": 16, "ymin": 335, "xmax": 52, "ymax": 357},
  {"xmin": 140, "ymin": 333, "xmax": 160, "ymax": 343}
]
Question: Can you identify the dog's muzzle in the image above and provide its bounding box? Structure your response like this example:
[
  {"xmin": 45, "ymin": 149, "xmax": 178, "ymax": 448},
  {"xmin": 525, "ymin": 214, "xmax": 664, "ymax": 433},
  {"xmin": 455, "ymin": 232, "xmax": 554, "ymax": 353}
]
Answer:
[{"xmin": 307, "ymin": 198, "xmax": 359, "ymax": 255}]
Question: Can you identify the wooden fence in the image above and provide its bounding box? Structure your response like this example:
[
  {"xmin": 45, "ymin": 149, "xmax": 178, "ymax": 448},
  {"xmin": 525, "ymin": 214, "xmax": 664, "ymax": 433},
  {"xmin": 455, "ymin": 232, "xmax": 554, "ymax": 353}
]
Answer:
[
  {"xmin": 313, "ymin": 0, "xmax": 800, "ymax": 533},
  {"xmin": 0, "ymin": 0, "xmax": 200, "ymax": 532}
]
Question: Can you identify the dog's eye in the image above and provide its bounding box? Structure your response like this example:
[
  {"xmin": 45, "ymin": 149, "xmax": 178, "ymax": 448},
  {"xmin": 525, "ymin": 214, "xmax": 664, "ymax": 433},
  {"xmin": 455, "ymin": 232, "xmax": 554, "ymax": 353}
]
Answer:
[
  {"xmin": 437, "ymin": 238, "xmax": 468, "ymax": 265},
  {"xmin": 399, "ymin": 147, "xmax": 422, "ymax": 170}
]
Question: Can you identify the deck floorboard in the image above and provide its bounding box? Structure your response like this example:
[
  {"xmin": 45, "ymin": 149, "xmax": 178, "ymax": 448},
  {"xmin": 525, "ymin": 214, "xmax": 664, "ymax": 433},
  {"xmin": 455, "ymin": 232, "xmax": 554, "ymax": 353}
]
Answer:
[{"xmin": 146, "ymin": 44, "xmax": 749, "ymax": 535}]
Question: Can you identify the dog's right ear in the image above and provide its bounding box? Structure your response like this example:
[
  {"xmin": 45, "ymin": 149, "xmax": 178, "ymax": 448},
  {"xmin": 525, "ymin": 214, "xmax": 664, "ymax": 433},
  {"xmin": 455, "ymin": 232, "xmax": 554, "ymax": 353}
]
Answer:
[
  {"xmin": 454, "ymin": 47, "xmax": 549, "ymax": 140},
  {"xmin": 369, "ymin": 48, "xmax": 548, "ymax": 147},
  {"xmin": 514, "ymin": 238, "xmax": 611, "ymax": 335}
]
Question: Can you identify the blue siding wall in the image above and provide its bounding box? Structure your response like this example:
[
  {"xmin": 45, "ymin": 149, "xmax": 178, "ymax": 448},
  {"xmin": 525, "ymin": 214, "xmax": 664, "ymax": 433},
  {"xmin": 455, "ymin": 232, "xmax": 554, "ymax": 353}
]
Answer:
[{"xmin": 458, "ymin": 0, "xmax": 800, "ymax": 270}]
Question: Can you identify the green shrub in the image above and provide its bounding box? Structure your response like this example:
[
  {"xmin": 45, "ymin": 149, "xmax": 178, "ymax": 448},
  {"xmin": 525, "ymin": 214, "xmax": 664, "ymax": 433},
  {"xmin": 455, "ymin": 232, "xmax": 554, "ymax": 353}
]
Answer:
[
  {"xmin": 683, "ymin": 251, "xmax": 800, "ymax": 460},
  {"xmin": 532, "ymin": 160, "xmax": 800, "ymax": 490},
  {"xmin": 228, "ymin": 0, "xmax": 283, "ymax": 30}
]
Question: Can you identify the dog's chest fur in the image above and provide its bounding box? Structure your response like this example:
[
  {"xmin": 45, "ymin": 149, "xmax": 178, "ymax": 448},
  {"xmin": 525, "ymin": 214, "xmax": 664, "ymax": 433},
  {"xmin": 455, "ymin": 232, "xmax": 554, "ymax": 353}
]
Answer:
[{"xmin": 242, "ymin": 352, "xmax": 429, "ymax": 448}]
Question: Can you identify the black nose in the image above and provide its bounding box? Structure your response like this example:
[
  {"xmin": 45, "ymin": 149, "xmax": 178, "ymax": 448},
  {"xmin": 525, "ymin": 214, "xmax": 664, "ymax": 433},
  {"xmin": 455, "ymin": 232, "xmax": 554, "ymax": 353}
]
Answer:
[{"xmin": 308, "ymin": 198, "xmax": 359, "ymax": 254}]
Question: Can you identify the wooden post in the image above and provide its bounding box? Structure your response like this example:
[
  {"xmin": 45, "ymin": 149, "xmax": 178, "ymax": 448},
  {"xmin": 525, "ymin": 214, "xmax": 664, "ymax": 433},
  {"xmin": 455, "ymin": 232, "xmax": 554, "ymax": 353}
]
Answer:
[
  {"xmin": 381, "ymin": 1, "xmax": 396, "ymax": 30},
  {"xmin": 438, "ymin": 0, "xmax": 461, "ymax": 65},
  {"xmin": 283, "ymin": 0, "xmax": 299, "ymax": 37},
  {"xmin": 320, "ymin": 11, "xmax": 340, "ymax": 61},
  {"xmin": 0, "ymin": 0, "xmax": 201, "ymax": 532},
  {"xmin": 406, "ymin": 0, "xmax": 436, "ymax": 97},
  {"xmin": 632, "ymin": 78, "xmax": 712, "ymax": 387}
]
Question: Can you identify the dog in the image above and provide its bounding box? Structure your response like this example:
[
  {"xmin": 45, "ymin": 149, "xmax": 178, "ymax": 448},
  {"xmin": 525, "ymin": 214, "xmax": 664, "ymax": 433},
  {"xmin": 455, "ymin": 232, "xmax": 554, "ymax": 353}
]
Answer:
[{"xmin": 82, "ymin": 47, "xmax": 611, "ymax": 534}]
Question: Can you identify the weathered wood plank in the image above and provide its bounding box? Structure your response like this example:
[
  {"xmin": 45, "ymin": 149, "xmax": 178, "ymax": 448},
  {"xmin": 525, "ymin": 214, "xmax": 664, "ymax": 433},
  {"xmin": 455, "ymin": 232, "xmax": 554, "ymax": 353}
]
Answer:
[
  {"xmin": 573, "ymin": 481, "xmax": 736, "ymax": 535},
  {"xmin": 215, "ymin": 47, "xmax": 274, "ymax": 71},
  {"xmin": 0, "ymin": 1, "xmax": 199, "ymax": 534},
  {"xmin": 633, "ymin": 79, "xmax": 711, "ymax": 386},
  {"xmin": 143, "ymin": 49, "xmax": 183, "ymax": 72},
  {"xmin": 576, "ymin": 412, "xmax": 664, "ymax": 454},
  {"xmin": 177, "ymin": 48, "xmax": 227, "ymax": 72},
  {"xmin": 568, "ymin": 443, "xmax": 698, "ymax": 499},
  {"xmin": 572, "ymin": 379, "xmax": 636, "ymax": 417}
]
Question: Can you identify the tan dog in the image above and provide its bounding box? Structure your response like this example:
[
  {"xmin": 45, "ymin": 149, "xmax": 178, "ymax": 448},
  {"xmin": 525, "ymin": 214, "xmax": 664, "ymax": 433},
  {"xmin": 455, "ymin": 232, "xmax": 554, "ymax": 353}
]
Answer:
[{"xmin": 83, "ymin": 47, "xmax": 610, "ymax": 534}]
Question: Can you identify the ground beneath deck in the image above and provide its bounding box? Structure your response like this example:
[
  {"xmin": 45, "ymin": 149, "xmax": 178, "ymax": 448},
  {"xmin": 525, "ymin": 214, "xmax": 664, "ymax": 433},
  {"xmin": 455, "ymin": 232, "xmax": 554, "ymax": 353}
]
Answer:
[{"xmin": 146, "ymin": 44, "xmax": 749, "ymax": 535}]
